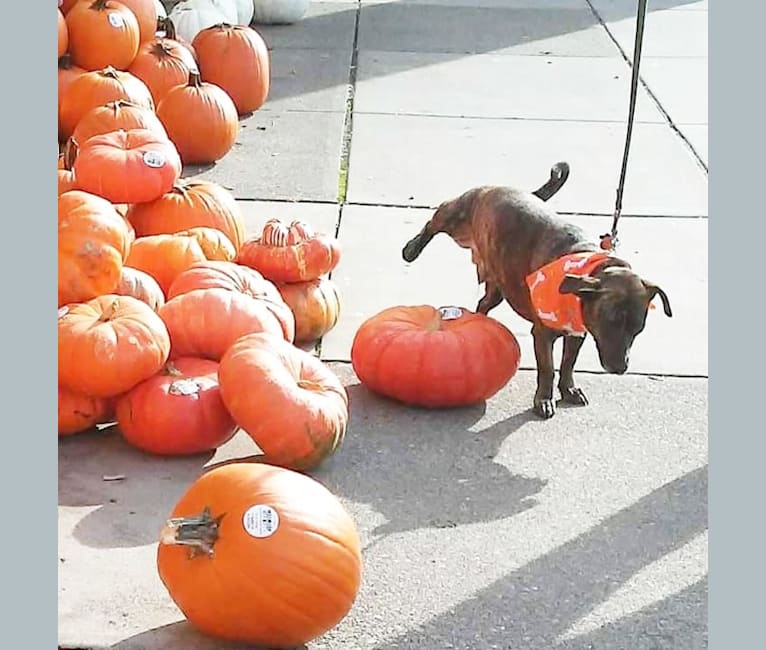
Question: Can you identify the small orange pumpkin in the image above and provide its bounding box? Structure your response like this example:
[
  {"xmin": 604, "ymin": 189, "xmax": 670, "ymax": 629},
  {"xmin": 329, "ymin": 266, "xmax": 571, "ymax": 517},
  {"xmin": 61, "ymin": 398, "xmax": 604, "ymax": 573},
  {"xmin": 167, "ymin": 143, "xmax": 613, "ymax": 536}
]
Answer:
[
  {"xmin": 277, "ymin": 278, "xmax": 341, "ymax": 343},
  {"xmin": 115, "ymin": 266, "xmax": 166, "ymax": 311},
  {"xmin": 128, "ymin": 34, "xmax": 198, "ymax": 105},
  {"xmin": 125, "ymin": 232, "xmax": 209, "ymax": 295},
  {"xmin": 65, "ymin": 0, "xmax": 141, "ymax": 71},
  {"xmin": 71, "ymin": 99, "xmax": 167, "ymax": 145}
]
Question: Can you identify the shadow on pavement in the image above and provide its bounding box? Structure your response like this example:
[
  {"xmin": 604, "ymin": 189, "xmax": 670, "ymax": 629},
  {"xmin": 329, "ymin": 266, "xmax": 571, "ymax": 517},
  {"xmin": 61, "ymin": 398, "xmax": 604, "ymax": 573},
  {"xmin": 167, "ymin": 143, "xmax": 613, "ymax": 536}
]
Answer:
[
  {"xmin": 371, "ymin": 464, "xmax": 708, "ymax": 649},
  {"xmin": 313, "ymin": 382, "xmax": 548, "ymax": 537}
]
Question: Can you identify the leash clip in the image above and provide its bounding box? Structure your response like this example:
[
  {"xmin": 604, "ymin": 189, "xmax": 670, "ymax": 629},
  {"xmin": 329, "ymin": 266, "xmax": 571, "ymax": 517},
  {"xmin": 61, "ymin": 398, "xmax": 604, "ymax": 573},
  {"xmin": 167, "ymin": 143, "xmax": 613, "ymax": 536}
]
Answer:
[{"xmin": 599, "ymin": 232, "xmax": 618, "ymax": 252}]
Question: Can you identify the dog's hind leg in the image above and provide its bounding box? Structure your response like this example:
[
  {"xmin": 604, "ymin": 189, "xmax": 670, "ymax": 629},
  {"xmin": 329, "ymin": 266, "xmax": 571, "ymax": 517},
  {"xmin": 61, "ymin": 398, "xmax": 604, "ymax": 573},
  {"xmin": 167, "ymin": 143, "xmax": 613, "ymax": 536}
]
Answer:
[
  {"xmin": 476, "ymin": 285, "xmax": 502, "ymax": 314},
  {"xmin": 558, "ymin": 335, "xmax": 589, "ymax": 406},
  {"xmin": 532, "ymin": 162, "xmax": 570, "ymax": 201}
]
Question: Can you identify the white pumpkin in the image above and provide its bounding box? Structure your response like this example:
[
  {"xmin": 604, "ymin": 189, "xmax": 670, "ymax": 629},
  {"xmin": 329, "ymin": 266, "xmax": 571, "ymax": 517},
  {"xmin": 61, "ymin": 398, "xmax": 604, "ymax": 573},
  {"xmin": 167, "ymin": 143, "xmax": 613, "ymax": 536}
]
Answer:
[
  {"xmin": 169, "ymin": 0, "xmax": 237, "ymax": 43},
  {"xmin": 234, "ymin": 0, "xmax": 254, "ymax": 25},
  {"xmin": 154, "ymin": 0, "xmax": 167, "ymax": 20},
  {"xmin": 252, "ymin": 0, "xmax": 310, "ymax": 25}
]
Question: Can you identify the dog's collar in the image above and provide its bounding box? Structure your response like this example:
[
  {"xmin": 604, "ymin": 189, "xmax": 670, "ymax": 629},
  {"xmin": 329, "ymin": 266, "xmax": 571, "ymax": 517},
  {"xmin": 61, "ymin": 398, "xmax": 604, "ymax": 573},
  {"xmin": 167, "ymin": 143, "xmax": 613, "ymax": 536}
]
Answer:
[{"xmin": 525, "ymin": 252, "xmax": 611, "ymax": 334}]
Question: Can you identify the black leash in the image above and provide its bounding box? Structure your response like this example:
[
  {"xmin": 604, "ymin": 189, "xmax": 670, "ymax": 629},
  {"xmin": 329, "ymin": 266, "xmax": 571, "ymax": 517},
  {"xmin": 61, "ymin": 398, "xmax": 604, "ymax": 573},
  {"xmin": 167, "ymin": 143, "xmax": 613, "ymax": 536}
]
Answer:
[{"xmin": 600, "ymin": 0, "xmax": 649, "ymax": 252}]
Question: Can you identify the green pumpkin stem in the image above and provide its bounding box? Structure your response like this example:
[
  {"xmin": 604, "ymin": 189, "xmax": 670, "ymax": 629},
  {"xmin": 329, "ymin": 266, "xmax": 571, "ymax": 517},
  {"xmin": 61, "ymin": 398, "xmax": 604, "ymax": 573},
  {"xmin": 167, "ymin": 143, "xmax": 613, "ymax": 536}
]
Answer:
[{"xmin": 160, "ymin": 507, "xmax": 225, "ymax": 558}]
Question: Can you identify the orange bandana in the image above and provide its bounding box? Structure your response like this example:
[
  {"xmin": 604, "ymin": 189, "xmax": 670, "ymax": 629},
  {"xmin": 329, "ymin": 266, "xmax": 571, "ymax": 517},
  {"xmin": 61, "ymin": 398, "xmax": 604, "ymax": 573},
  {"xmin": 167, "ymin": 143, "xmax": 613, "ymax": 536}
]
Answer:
[{"xmin": 525, "ymin": 252, "xmax": 611, "ymax": 335}]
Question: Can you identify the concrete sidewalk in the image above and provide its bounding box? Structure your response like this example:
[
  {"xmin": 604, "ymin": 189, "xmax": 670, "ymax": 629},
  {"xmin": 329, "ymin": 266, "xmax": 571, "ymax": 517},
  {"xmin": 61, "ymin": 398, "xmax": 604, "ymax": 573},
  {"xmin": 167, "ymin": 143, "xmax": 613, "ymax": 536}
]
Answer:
[{"xmin": 59, "ymin": 1, "xmax": 708, "ymax": 648}]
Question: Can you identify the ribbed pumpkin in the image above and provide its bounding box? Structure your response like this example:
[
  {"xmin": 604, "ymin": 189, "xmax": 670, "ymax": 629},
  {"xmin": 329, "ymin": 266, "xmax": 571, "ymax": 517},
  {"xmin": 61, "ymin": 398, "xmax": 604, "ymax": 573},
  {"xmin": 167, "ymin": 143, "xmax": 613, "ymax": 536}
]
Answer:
[
  {"xmin": 72, "ymin": 100, "xmax": 167, "ymax": 145},
  {"xmin": 58, "ymin": 9, "xmax": 69, "ymax": 58},
  {"xmin": 115, "ymin": 266, "xmax": 166, "ymax": 311},
  {"xmin": 128, "ymin": 34, "xmax": 198, "ymax": 105},
  {"xmin": 59, "ymin": 67, "xmax": 154, "ymax": 141},
  {"xmin": 58, "ymin": 294, "xmax": 171, "ymax": 398},
  {"xmin": 193, "ymin": 24, "xmax": 270, "ymax": 115},
  {"xmin": 126, "ymin": 180, "xmax": 245, "ymax": 250},
  {"xmin": 167, "ymin": 260, "xmax": 282, "ymax": 304},
  {"xmin": 157, "ymin": 463, "xmax": 362, "ymax": 647},
  {"xmin": 156, "ymin": 71, "xmax": 238, "ymax": 164},
  {"xmin": 218, "ymin": 333, "xmax": 348, "ymax": 471},
  {"xmin": 58, "ymin": 190, "xmax": 133, "ymax": 307},
  {"xmin": 72, "ymin": 128, "xmax": 182, "ymax": 204},
  {"xmin": 125, "ymin": 232, "xmax": 210, "ymax": 294},
  {"xmin": 277, "ymin": 278, "xmax": 341, "ymax": 343},
  {"xmin": 65, "ymin": 0, "xmax": 141, "ymax": 71},
  {"xmin": 58, "ymin": 386, "xmax": 113, "ymax": 437}
]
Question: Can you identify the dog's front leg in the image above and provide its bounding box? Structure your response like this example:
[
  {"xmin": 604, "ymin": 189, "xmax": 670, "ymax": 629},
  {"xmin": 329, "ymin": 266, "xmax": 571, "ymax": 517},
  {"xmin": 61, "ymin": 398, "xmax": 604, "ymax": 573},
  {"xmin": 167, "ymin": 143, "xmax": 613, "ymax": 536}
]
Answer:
[
  {"xmin": 476, "ymin": 285, "xmax": 502, "ymax": 314},
  {"xmin": 532, "ymin": 324, "xmax": 558, "ymax": 419},
  {"xmin": 558, "ymin": 335, "xmax": 589, "ymax": 406}
]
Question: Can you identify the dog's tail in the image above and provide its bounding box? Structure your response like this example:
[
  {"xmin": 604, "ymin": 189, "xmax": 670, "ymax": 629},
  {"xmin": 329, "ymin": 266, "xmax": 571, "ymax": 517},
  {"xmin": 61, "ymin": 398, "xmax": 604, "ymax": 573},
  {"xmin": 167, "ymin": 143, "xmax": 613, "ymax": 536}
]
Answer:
[{"xmin": 532, "ymin": 162, "xmax": 570, "ymax": 201}]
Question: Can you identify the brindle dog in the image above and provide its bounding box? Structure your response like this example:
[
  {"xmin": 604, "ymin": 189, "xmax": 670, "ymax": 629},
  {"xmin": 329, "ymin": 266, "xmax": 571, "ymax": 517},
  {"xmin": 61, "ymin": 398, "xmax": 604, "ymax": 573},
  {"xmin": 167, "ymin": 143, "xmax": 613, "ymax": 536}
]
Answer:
[{"xmin": 402, "ymin": 163, "xmax": 673, "ymax": 419}]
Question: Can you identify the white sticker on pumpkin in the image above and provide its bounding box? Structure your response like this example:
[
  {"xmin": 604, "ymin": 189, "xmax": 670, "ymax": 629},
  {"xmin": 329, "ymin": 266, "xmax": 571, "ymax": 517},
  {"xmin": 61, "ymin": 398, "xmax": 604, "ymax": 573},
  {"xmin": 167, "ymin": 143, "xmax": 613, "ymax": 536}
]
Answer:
[
  {"xmin": 58, "ymin": 306, "xmax": 69, "ymax": 319},
  {"xmin": 242, "ymin": 505, "xmax": 279, "ymax": 538},
  {"xmin": 439, "ymin": 306, "xmax": 463, "ymax": 320},
  {"xmin": 142, "ymin": 150, "xmax": 166, "ymax": 168},
  {"xmin": 107, "ymin": 12, "xmax": 125, "ymax": 28}
]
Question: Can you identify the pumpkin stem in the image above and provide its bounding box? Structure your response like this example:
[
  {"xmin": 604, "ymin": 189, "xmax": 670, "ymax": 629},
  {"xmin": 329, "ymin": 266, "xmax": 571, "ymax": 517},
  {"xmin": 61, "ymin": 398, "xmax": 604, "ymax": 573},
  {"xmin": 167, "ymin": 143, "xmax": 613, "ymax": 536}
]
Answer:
[
  {"xmin": 62, "ymin": 137, "xmax": 78, "ymax": 170},
  {"xmin": 187, "ymin": 71, "xmax": 203, "ymax": 88},
  {"xmin": 99, "ymin": 297, "xmax": 121, "ymax": 322},
  {"xmin": 157, "ymin": 16, "xmax": 176, "ymax": 39},
  {"xmin": 162, "ymin": 361, "xmax": 185, "ymax": 377},
  {"xmin": 100, "ymin": 66, "xmax": 120, "ymax": 79},
  {"xmin": 160, "ymin": 507, "xmax": 225, "ymax": 558},
  {"xmin": 90, "ymin": 0, "xmax": 111, "ymax": 10}
]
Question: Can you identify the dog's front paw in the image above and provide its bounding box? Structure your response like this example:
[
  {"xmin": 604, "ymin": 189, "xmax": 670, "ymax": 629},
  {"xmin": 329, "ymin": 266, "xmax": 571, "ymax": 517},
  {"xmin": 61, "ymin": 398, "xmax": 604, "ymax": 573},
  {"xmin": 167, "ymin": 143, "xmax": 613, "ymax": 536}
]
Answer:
[
  {"xmin": 534, "ymin": 398, "xmax": 556, "ymax": 419},
  {"xmin": 560, "ymin": 386, "xmax": 589, "ymax": 406}
]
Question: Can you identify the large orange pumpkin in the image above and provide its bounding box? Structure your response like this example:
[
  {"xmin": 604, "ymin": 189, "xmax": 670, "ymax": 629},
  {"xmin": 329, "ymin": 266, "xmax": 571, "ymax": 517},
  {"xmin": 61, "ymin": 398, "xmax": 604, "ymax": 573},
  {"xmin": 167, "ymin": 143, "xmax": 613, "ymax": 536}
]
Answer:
[
  {"xmin": 156, "ymin": 71, "xmax": 238, "ymax": 164},
  {"xmin": 157, "ymin": 463, "xmax": 362, "ymax": 647},
  {"xmin": 59, "ymin": 66, "xmax": 154, "ymax": 141},
  {"xmin": 218, "ymin": 333, "xmax": 348, "ymax": 471},
  {"xmin": 115, "ymin": 266, "xmax": 166, "ymax": 311},
  {"xmin": 159, "ymin": 288, "xmax": 295, "ymax": 360},
  {"xmin": 58, "ymin": 386, "xmax": 113, "ymax": 437},
  {"xmin": 58, "ymin": 190, "xmax": 133, "ymax": 307},
  {"xmin": 125, "ymin": 233, "xmax": 209, "ymax": 294},
  {"xmin": 58, "ymin": 9, "xmax": 69, "ymax": 58},
  {"xmin": 167, "ymin": 260, "xmax": 282, "ymax": 304},
  {"xmin": 126, "ymin": 180, "xmax": 245, "ymax": 250},
  {"xmin": 58, "ymin": 294, "xmax": 171, "ymax": 398},
  {"xmin": 72, "ymin": 128, "xmax": 182, "ymax": 204},
  {"xmin": 192, "ymin": 24, "xmax": 270, "ymax": 115},
  {"xmin": 351, "ymin": 305, "xmax": 522, "ymax": 408},
  {"xmin": 236, "ymin": 218, "xmax": 342, "ymax": 283},
  {"xmin": 116, "ymin": 357, "xmax": 237, "ymax": 456},
  {"xmin": 127, "ymin": 35, "xmax": 198, "ymax": 105},
  {"xmin": 277, "ymin": 278, "xmax": 341, "ymax": 343},
  {"xmin": 71, "ymin": 99, "xmax": 167, "ymax": 145},
  {"xmin": 65, "ymin": 0, "xmax": 140, "ymax": 71}
]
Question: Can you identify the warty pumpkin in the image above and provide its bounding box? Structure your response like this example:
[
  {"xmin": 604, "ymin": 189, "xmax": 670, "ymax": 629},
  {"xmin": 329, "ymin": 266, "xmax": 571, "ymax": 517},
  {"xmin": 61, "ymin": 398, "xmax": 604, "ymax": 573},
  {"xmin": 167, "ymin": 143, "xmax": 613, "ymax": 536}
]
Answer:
[
  {"xmin": 65, "ymin": 0, "xmax": 141, "ymax": 71},
  {"xmin": 218, "ymin": 332, "xmax": 348, "ymax": 471},
  {"xmin": 159, "ymin": 287, "xmax": 295, "ymax": 360},
  {"xmin": 116, "ymin": 357, "xmax": 237, "ymax": 455},
  {"xmin": 236, "ymin": 218, "xmax": 342, "ymax": 283},
  {"xmin": 276, "ymin": 277, "xmax": 341, "ymax": 343},
  {"xmin": 72, "ymin": 128, "xmax": 182, "ymax": 204},
  {"xmin": 127, "ymin": 179, "xmax": 245, "ymax": 250},
  {"xmin": 115, "ymin": 266, "xmax": 166, "ymax": 311},
  {"xmin": 193, "ymin": 24, "xmax": 270, "ymax": 115},
  {"xmin": 156, "ymin": 71, "xmax": 238, "ymax": 164},
  {"xmin": 71, "ymin": 99, "xmax": 167, "ymax": 145},
  {"xmin": 351, "ymin": 305, "xmax": 522, "ymax": 408},
  {"xmin": 59, "ymin": 66, "xmax": 154, "ymax": 141},
  {"xmin": 167, "ymin": 260, "xmax": 282, "ymax": 304},
  {"xmin": 127, "ymin": 33, "xmax": 198, "ymax": 105},
  {"xmin": 58, "ymin": 190, "xmax": 133, "ymax": 306},
  {"xmin": 58, "ymin": 294, "xmax": 171, "ymax": 398},
  {"xmin": 58, "ymin": 386, "xmax": 113, "ymax": 437},
  {"xmin": 125, "ymin": 232, "xmax": 210, "ymax": 294},
  {"xmin": 157, "ymin": 462, "xmax": 362, "ymax": 647}
]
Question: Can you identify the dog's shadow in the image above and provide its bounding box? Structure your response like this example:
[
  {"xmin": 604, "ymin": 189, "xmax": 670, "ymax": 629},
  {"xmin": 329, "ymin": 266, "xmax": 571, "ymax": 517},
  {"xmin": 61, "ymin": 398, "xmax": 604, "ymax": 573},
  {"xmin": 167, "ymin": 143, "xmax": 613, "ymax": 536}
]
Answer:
[{"xmin": 311, "ymin": 382, "xmax": 548, "ymax": 539}]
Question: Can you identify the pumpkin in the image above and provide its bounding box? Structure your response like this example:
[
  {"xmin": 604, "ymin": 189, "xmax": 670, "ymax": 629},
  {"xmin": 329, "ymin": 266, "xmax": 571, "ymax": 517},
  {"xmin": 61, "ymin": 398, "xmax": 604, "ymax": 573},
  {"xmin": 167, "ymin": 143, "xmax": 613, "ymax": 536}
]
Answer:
[
  {"xmin": 156, "ymin": 16, "xmax": 199, "ymax": 62},
  {"xmin": 127, "ymin": 180, "xmax": 245, "ymax": 250},
  {"xmin": 58, "ymin": 9, "xmax": 69, "ymax": 58},
  {"xmin": 116, "ymin": 357, "xmax": 237, "ymax": 455},
  {"xmin": 65, "ymin": 0, "xmax": 140, "ymax": 71},
  {"xmin": 127, "ymin": 34, "xmax": 198, "ymax": 105},
  {"xmin": 218, "ymin": 333, "xmax": 347, "ymax": 470},
  {"xmin": 115, "ymin": 266, "xmax": 166, "ymax": 311},
  {"xmin": 58, "ymin": 190, "xmax": 133, "ymax": 306},
  {"xmin": 60, "ymin": 0, "xmax": 81, "ymax": 14},
  {"xmin": 156, "ymin": 71, "xmax": 238, "ymax": 164},
  {"xmin": 72, "ymin": 128, "xmax": 182, "ymax": 204},
  {"xmin": 125, "ymin": 233, "xmax": 210, "ymax": 294},
  {"xmin": 59, "ymin": 66, "xmax": 154, "ymax": 141},
  {"xmin": 157, "ymin": 463, "xmax": 362, "ymax": 647},
  {"xmin": 169, "ymin": 0, "xmax": 236, "ymax": 43},
  {"xmin": 236, "ymin": 218, "xmax": 342, "ymax": 283},
  {"xmin": 159, "ymin": 288, "xmax": 295, "ymax": 360},
  {"xmin": 351, "ymin": 305, "xmax": 522, "ymax": 408},
  {"xmin": 58, "ymin": 386, "xmax": 113, "ymax": 437},
  {"xmin": 116, "ymin": 0, "xmax": 158, "ymax": 43},
  {"xmin": 71, "ymin": 100, "xmax": 167, "ymax": 145},
  {"xmin": 252, "ymin": 0, "xmax": 310, "ymax": 25},
  {"xmin": 176, "ymin": 227, "xmax": 236, "ymax": 261},
  {"xmin": 58, "ymin": 294, "xmax": 171, "ymax": 398},
  {"xmin": 58, "ymin": 55, "xmax": 86, "ymax": 141},
  {"xmin": 167, "ymin": 260, "xmax": 282, "ymax": 304},
  {"xmin": 193, "ymin": 24, "xmax": 269, "ymax": 115},
  {"xmin": 277, "ymin": 278, "xmax": 341, "ymax": 343}
]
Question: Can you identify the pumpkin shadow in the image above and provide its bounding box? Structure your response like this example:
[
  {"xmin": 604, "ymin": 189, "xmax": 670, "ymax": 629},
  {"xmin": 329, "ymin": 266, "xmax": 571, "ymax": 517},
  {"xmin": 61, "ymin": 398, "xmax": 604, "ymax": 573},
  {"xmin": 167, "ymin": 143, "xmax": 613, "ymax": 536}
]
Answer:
[
  {"xmin": 107, "ymin": 620, "xmax": 308, "ymax": 650},
  {"xmin": 58, "ymin": 425, "xmax": 215, "ymax": 549},
  {"xmin": 311, "ymin": 380, "xmax": 548, "ymax": 537}
]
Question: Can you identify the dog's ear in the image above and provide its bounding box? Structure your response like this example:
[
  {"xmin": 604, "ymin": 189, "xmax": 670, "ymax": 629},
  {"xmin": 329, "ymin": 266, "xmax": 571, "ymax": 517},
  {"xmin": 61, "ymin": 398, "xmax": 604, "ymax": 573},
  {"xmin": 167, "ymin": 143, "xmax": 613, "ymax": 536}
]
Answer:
[
  {"xmin": 559, "ymin": 274, "xmax": 603, "ymax": 296},
  {"xmin": 643, "ymin": 281, "xmax": 673, "ymax": 317}
]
